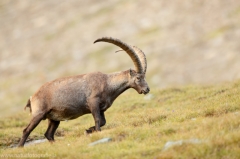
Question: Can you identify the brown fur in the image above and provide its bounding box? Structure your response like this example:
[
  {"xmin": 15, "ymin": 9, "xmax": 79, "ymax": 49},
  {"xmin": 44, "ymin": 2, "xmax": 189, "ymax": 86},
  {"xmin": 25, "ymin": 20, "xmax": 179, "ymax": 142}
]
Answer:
[{"xmin": 18, "ymin": 37, "xmax": 150, "ymax": 147}]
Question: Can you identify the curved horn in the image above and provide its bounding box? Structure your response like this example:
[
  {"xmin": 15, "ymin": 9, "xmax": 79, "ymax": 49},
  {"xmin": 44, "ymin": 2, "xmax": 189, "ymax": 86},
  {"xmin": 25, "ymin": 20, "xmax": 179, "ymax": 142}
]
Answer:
[
  {"xmin": 132, "ymin": 46, "xmax": 147, "ymax": 74},
  {"xmin": 94, "ymin": 37, "xmax": 144, "ymax": 73}
]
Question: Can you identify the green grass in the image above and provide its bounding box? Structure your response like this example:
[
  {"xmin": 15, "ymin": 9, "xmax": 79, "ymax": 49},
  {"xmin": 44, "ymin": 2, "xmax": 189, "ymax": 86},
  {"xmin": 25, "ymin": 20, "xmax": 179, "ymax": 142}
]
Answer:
[{"xmin": 0, "ymin": 81, "xmax": 240, "ymax": 158}]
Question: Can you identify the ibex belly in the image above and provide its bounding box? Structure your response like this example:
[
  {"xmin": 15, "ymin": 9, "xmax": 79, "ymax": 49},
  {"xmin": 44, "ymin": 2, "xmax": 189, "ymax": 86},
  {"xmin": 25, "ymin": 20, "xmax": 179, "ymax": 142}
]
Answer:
[{"xmin": 47, "ymin": 104, "xmax": 90, "ymax": 121}]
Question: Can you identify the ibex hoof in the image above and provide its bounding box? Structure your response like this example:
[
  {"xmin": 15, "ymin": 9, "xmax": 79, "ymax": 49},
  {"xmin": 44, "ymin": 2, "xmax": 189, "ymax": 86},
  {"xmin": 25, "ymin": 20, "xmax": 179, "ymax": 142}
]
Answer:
[{"xmin": 85, "ymin": 129, "xmax": 94, "ymax": 135}]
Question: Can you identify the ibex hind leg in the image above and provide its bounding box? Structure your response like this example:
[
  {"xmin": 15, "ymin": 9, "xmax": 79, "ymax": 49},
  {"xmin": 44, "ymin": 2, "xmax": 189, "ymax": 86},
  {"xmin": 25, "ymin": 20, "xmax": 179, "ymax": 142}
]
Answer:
[
  {"xmin": 44, "ymin": 119, "xmax": 60, "ymax": 142},
  {"xmin": 18, "ymin": 113, "xmax": 45, "ymax": 147}
]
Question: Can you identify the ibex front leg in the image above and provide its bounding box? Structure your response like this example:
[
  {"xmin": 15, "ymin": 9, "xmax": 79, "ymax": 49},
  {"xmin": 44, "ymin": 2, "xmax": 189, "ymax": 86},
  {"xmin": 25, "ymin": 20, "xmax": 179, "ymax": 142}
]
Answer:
[{"xmin": 86, "ymin": 101, "xmax": 106, "ymax": 134}]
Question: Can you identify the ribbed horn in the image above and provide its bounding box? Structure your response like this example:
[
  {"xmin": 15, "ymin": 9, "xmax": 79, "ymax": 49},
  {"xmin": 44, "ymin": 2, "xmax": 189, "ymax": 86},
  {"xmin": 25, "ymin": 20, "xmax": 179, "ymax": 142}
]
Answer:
[
  {"xmin": 94, "ymin": 37, "xmax": 144, "ymax": 73},
  {"xmin": 132, "ymin": 46, "xmax": 147, "ymax": 74}
]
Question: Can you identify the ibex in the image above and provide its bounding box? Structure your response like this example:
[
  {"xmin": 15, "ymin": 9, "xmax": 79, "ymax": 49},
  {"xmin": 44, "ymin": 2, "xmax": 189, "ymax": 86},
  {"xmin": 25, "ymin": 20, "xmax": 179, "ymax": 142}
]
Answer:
[{"xmin": 18, "ymin": 37, "xmax": 150, "ymax": 147}]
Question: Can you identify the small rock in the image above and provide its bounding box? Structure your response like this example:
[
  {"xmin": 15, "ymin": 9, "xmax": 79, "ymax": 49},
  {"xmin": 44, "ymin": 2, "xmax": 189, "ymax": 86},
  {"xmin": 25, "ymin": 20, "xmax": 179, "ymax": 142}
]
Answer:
[
  {"xmin": 162, "ymin": 139, "xmax": 206, "ymax": 151},
  {"xmin": 88, "ymin": 137, "xmax": 112, "ymax": 146},
  {"xmin": 24, "ymin": 139, "xmax": 48, "ymax": 147},
  {"xmin": 144, "ymin": 94, "xmax": 154, "ymax": 100}
]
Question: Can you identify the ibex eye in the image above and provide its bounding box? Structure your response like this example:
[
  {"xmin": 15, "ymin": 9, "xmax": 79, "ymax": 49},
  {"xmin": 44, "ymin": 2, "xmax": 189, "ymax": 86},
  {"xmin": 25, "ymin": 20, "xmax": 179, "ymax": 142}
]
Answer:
[{"xmin": 137, "ymin": 77, "xmax": 140, "ymax": 80}]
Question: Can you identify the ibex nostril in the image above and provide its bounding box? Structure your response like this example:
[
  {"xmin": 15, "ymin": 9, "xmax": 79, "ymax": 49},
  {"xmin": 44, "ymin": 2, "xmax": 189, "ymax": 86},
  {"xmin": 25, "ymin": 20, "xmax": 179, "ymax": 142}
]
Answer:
[{"xmin": 147, "ymin": 88, "xmax": 150, "ymax": 92}]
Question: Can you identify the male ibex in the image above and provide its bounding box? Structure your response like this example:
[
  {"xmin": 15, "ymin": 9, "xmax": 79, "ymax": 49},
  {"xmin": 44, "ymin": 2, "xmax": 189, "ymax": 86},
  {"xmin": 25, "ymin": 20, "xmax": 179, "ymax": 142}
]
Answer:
[{"xmin": 18, "ymin": 37, "xmax": 150, "ymax": 147}]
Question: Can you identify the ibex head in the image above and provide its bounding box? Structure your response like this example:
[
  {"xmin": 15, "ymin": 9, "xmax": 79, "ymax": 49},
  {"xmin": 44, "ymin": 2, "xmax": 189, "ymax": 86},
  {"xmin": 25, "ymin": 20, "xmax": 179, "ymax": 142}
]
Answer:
[{"xmin": 94, "ymin": 37, "xmax": 150, "ymax": 95}]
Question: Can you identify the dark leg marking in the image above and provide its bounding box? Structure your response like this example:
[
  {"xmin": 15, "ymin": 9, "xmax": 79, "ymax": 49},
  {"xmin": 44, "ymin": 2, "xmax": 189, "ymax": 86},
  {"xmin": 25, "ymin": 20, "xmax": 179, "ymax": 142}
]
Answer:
[
  {"xmin": 44, "ymin": 119, "xmax": 60, "ymax": 142},
  {"xmin": 86, "ymin": 111, "xmax": 106, "ymax": 134}
]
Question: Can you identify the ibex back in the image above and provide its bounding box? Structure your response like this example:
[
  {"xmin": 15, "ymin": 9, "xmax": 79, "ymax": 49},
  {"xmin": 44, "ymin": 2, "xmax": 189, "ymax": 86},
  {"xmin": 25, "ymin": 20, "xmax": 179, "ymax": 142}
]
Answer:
[{"xmin": 18, "ymin": 37, "xmax": 150, "ymax": 147}]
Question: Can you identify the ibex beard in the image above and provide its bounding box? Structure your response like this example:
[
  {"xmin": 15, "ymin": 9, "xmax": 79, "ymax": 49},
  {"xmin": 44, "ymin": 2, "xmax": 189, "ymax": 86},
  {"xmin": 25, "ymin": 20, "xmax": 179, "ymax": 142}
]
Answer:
[{"xmin": 18, "ymin": 37, "xmax": 150, "ymax": 147}]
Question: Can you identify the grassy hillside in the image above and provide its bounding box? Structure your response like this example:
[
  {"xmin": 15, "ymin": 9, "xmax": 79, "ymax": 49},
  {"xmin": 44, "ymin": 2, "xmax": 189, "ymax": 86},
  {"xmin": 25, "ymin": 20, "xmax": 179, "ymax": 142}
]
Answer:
[
  {"xmin": 1, "ymin": 1, "xmax": 240, "ymax": 158},
  {"xmin": 0, "ymin": 80, "xmax": 240, "ymax": 158},
  {"xmin": 1, "ymin": 0, "xmax": 240, "ymax": 117}
]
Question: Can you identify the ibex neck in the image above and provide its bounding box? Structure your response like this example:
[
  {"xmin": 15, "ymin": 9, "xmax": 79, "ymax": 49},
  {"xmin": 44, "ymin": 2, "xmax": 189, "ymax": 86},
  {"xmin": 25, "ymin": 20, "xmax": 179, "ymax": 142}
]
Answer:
[{"xmin": 107, "ymin": 70, "xmax": 130, "ymax": 101}]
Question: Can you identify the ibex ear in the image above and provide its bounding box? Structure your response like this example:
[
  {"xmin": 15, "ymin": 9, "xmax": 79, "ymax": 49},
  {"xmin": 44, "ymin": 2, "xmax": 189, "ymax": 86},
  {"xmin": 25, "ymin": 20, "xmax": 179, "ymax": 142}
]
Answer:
[{"xmin": 129, "ymin": 68, "xmax": 136, "ymax": 77}]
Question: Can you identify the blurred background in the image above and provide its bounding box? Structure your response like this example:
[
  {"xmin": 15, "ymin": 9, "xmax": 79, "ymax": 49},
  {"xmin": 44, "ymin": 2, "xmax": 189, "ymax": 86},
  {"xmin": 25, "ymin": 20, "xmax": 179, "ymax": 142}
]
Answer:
[{"xmin": 1, "ymin": 0, "xmax": 240, "ymax": 117}]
